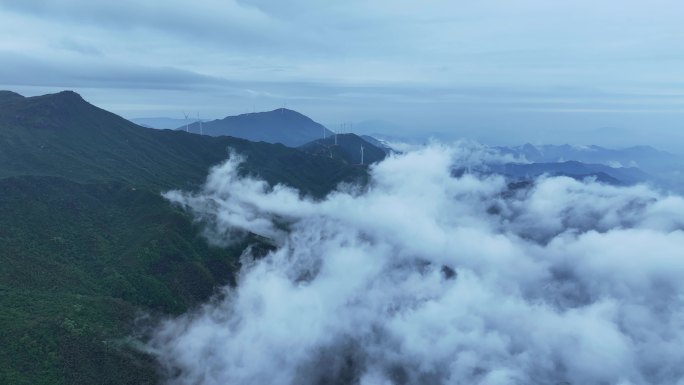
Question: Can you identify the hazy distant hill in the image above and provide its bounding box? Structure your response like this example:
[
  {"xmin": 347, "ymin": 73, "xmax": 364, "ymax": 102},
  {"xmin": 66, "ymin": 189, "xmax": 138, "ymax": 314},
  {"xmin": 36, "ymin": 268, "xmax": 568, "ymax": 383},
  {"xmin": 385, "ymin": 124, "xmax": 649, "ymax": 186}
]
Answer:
[
  {"xmin": 496, "ymin": 143, "xmax": 678, "ymax": 172},
  {"xmin": 299, "ymin": 133, "xmax": 387, "ymax": 165},
  {"xmin": 182, "ymin": 108, "xmax": 334, "ymax": 147},
  {"xmin": 352, "ymin": 119, "xmax": 408, "ymax": 137},
  {"xmin": 486, "ymin": 160, "xmax": 651, "ymax": 186},
  {"xmin": 360, "ymin": 135, "xmax": 395, "ymax": 154},
  {"xmin": 131, "ymin": 117, "xmax": 210, "ymax": 130},
  {"xmin": 495, "ymin": 143, "xmax": 683, "ymax": 191},
  {"xmin": 0, "ymin": 90, "xmax": 366, "ymax": 385}
]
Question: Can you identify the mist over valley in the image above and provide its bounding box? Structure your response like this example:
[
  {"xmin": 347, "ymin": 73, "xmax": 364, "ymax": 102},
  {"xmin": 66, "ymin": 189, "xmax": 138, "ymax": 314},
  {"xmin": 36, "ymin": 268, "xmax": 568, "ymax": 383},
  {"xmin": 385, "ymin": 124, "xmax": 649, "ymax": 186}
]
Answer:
[{"xmin": 2, "ymin": 1, "xmax": 684, "ymax": 384}]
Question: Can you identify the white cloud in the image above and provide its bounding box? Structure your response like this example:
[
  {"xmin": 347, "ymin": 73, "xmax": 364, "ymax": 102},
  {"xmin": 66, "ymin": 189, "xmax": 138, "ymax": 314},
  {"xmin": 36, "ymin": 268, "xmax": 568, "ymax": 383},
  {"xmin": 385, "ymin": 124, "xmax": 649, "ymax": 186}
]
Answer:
[{"xmin": 149, "ymin": 142, "xmax": 684, "ymax": 384}]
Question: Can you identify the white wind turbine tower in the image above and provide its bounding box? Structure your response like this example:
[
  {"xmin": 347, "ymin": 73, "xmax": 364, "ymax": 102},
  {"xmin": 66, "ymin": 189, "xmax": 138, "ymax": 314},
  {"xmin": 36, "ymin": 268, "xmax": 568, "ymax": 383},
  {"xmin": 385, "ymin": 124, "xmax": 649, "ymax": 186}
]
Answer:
[
  {"xmin": 360, "ymin": 145, "xmax": 364, "ymax": 165},
  {"xmin": 183, "ymin": 112, "xmax": 190, "ymax": 133},
  {"xmin": 336, "ymin": 124, "xmax": 342, "ymax": 145},
  {"xmin": 197, "ymin": 112, "xmax": 203, "ymax": 135}
]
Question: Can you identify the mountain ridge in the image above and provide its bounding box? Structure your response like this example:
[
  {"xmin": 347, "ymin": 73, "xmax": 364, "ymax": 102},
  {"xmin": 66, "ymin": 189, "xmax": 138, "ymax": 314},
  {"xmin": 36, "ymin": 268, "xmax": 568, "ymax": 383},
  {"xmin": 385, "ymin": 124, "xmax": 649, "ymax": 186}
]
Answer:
[
  {"xmin": 299, "ymin": 133, "xmax": 387, "ymax": 165},
  {"xmin": 487, "ymin": 160, "xmax": 651, "ymax": 186},
  {"xmin": 0, "ymin": 90, "xmax": 367, "ymax": 385},
  {"xmin": 181, "ymin": 108, "xmax": 334, "ymax": 147},
  {"xmin": 0, "ymin": 90, "xmax": 24, "ymax": 105},
  {"xmin": 0, "ymin": 90, "xmax": 363, "ymax": 195}
]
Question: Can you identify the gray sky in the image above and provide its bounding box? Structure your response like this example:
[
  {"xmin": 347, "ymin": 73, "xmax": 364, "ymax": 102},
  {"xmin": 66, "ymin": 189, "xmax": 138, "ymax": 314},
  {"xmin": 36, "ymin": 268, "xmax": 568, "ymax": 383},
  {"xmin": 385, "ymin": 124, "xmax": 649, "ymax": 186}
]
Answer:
[{"xmin": 1, "ymin": 0, "xmax": 683, "ymax": 149}]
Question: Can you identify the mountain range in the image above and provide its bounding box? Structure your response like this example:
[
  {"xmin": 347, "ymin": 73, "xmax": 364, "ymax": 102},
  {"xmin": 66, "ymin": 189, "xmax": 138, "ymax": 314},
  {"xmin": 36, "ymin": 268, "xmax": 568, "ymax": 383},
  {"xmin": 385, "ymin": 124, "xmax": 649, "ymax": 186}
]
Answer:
[
  {"xmin": 133, "ymin": 109, "xmax": 390, "ymax": 164},
  {"xmin": 486, "ymin": 160, "xmax": 651, "ymax": 186},
  {"xmin": 0, "ymin": 90, "xmax": 366, "ymax": 385},
  {"xmin": 130, "ymin": 117, "xmax": 210, "ymax": 130},
  {"xmin": 179, "ymin": 108, "xmax": 334, "ymax": 147},
  {"xmin": 495, "ymin": 143, "xmax": 683, "ymax": 191},
  {"xmin": 496, "ymin": 143, "xmax": 678, "ymax": 171},
  {"xmin": 0, "ymin": 89, "xmax": 679, "ymax": 384}
]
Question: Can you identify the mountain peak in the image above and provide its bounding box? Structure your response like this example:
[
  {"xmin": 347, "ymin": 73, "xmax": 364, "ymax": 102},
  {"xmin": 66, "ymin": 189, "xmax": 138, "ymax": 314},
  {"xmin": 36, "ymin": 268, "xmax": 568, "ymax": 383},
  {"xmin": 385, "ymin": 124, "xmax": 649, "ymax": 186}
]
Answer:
[
  {"xmin": 51, "ymin": 90, "xmax": 86, "ymax": 102},
  {"xmin": 21, "ymin": 90, "xmax": 89, "ymax": 109},
  {"xmin": 0, "ymin": 90, "xmax": 25, "ymax": 104},
  {"xmin": 230, "ymin": 108, "xmax": 313, "ymax": 122},
  {"xmin": 28, "ymin": 90, "xmax": 90, "ymax": 109},
  {"xmin": 191, "ymin": 108, "xmax": 332, "ymax": 147},
  {"xmin": 0, "ymin": 90, "xmax": 24, "ymax": 98},
  {"xmin": 0, "ymin": 90, "xmax": 128, "ymax": 131},
  {"xmin": 270, "ymin": 107, "xmax": 298, "ymax": 114}
]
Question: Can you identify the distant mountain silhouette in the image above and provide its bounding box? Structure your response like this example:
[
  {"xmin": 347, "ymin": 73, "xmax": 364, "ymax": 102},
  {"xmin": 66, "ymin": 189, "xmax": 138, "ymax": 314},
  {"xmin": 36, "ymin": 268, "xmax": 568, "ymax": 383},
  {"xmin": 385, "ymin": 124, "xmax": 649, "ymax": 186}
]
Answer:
[
  {"xmin": 182, "ymin": 108, "xmax": 333, "ymax": 147},
  {"xmin": 131, "ymin": 117, "xmax": 210, "ymax": 130},
  {"xmin": 496, "ymin": 143, "xmax": 677, "ymax": 171},
  {"xmin": 0, "ymin": 91, "xmax": 362, "ymax": 193},
  {"xmin": 495, "ymin": 143, "xmax": 683, "ymax": 190},
  {"xmin": 0, "ymin": 90, "xmax": 23, "ymax": 105},
  {"xmin": 299, "ymin": 133, "xmax": 387, "ymax": 165},
  {"xmin": 352, "ymin": 119, "xmax": 409, "ymax": 137},
  {"xmin": 485, "ymin": 160, "xmax": 651, "ymax": 186}
]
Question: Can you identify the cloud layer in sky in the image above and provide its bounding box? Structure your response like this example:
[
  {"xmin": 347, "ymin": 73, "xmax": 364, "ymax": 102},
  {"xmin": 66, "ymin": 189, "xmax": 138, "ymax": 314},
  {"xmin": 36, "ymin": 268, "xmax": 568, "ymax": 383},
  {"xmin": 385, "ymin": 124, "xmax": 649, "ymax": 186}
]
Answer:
[
  {"xmin": 1, "ymin": 1, "xmax": 684, "ymax": 149},
  {"xmin": 150, "ymin": 143, "xmax": 684, "ymax": 385}
]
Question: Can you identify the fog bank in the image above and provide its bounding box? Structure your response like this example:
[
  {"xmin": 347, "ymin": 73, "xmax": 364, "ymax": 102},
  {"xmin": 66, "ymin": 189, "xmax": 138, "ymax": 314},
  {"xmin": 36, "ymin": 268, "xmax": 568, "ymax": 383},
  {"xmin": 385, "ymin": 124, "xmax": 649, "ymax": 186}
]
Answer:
[{"xmin": 150, "ymin": 143, "xmax": 684, "ymax": 385}]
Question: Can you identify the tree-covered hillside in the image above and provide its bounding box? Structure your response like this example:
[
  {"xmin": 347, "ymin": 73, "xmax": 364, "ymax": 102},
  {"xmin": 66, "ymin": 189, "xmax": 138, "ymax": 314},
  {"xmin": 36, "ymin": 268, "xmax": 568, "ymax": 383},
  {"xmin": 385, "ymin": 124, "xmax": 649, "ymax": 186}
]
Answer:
[
  {"xmin": 0, "ymin": 91, "xmax": 365, "ymax": 384},
  {"xmin": 299, "ymin": 133, "xmax": 387, "ymax": 165}
]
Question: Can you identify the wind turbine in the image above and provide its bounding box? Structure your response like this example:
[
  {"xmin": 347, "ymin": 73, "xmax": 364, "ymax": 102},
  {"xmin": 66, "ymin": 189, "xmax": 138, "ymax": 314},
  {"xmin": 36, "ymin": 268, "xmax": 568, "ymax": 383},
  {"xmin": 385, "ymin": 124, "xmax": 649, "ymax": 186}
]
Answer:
[
  {"xmin": 197, "ymin": 112, "xmax": 203, "ymax": 135},
  {"xmin": 360, "ymin": 145, "xmax": 364, "ymax": 165},
  {"xmin": 183, "ymin": 112, "xmax": 190, "ymax": 133}
]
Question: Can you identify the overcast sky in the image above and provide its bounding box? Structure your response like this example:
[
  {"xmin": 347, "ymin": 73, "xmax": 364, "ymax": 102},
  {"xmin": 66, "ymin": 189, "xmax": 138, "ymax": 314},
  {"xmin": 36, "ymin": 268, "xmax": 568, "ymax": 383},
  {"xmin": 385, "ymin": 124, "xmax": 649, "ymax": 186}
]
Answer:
[{"xmin": 1, "ymin": 1, "xmax": 683, "ymax": 149}]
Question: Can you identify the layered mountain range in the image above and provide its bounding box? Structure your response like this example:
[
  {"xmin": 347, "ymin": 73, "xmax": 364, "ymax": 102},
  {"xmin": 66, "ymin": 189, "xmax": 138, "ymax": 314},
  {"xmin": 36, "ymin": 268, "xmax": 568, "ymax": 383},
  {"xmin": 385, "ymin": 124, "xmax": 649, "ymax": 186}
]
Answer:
[{"xmin": 1, "ymin": 90, "xmax": 680, "ymax": 384}]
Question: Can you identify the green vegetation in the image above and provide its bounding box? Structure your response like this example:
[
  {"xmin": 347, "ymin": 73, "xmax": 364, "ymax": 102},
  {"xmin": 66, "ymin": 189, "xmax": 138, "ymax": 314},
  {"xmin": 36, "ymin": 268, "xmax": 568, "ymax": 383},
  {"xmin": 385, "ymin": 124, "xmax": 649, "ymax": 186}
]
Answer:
[
  {"xmin": 0, "ymin": 91, "xmax": 365, "ymax": 195},
  {"xmin": 0, "ymin": 91, "xmax": 365, "ymax": 384},
  {"xmin": 299, "ymin": 133, "xmax": 387, "ymax": 165}
]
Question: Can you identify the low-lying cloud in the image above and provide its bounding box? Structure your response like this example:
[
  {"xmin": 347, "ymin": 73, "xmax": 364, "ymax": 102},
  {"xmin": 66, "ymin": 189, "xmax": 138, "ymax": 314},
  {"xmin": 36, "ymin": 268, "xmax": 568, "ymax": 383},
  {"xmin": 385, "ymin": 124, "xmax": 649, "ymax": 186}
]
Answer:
[{"xmin": 150, "ymin": 143, "xmax": 684, "ymax": 385}]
